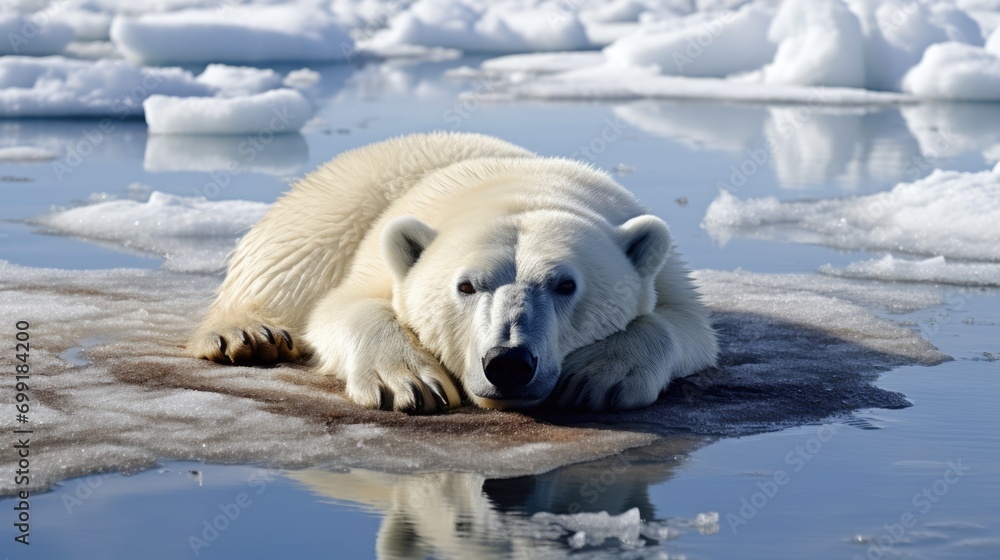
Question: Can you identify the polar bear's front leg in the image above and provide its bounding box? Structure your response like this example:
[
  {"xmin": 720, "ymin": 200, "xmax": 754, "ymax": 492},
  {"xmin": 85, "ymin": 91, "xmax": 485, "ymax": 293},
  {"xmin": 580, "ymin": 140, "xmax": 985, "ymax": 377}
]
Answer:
[
  {"xmin": 554, "ymin": 314, "xmax": 678, "ymax": 411},
  {"xmin": 306, "ymin": 295, "xmax": 462, "ymax": 414}
]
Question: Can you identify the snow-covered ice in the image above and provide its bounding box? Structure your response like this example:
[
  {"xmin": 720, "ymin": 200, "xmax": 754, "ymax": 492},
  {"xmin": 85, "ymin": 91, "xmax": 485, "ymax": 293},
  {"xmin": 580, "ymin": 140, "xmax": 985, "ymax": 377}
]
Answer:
[
  {"xmin": 0, "ymin": 12, "xmax": 73, "ymax": 55},
  {"xmin": 820, "ymin": 255, "xmax": 1000, "ymax": 287},
  {"xmin": 194, "ymin": 64, "xmax": 284, "ymax": 97},
  {"xmin": 366, "ymin": 0, "xmax": 593, "ymax": 54},
  {"xmin": 603, "ymin": 4, "xmax": 775, "ymax": 78},
  {"xmin": 446, "ymin": 0, "xmax": 1000, "ymax": 103},
  {"xmin": 0, "ymin": 56, "xmax": 211, "ymax": 118},
  {"xmin": 902, "ymin": 41, "xmax": 1000, "ymax": 101},
  {"xmin": 110, "ymin": 6, "xmax": 354, "ymax": 65},
  {"xmin": 144, "ymin": 89, "xmax": 314, "ymax": 135},
  {"xmin": 703, "ymin": 167, "xmax": 1000, "ymax": 261},
  {"xmin": 29, "ymin": 191, "xmax": 269, "ymax": 273}
]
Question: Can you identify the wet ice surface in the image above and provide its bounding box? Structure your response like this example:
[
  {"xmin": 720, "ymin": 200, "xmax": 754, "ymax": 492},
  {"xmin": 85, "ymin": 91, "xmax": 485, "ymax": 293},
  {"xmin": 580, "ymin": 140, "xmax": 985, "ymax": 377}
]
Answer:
[{"xmin": 0, "ymin": 253, "xmax": 948, "ymax": 495}]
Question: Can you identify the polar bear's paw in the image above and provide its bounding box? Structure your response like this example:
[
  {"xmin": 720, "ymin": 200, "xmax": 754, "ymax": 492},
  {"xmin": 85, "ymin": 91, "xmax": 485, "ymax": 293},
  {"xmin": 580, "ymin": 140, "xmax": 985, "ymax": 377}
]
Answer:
[
  {"xmin": 192, "ymin": 324, "xmax": 299, "ymax": 366},
  {"xmin": 345, "ymin": 348, "xmax": 462, "ymax": 414},
  {"xmin": 553, "ymin": 323, "xmax": 667, "ymax": 411}
]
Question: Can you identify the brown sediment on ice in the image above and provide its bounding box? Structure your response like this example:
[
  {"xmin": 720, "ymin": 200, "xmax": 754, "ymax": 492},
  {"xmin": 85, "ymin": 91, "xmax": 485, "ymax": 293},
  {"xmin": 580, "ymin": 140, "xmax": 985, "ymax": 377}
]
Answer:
[{"xmin": 0, "ymin": 262, "xmax": 948, "ymax": 494}]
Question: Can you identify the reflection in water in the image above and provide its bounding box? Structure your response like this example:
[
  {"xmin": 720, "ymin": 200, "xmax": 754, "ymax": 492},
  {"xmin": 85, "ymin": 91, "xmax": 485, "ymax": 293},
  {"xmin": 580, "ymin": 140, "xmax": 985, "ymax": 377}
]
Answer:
[
  {"xmin": 614, "ymin": 101, "xmax": 767, "ymax": 153},
  {"xmin": 290, "ymin": 437, "xmax": 716, "ymax": 559},
  {"xmin": 0, "ymin": 119, "xmax": 148, "ymax": 163},
  {"xmin": 901, "ymin": 102, "xmax": 1000, "ymax": 163},
  {"xmin": 614, "ymin": 99, "xmax": 1000, "ymax": 190},
  {"xmin": 144, "ymin": 133, "xmax": 309, "ymax": 176}
]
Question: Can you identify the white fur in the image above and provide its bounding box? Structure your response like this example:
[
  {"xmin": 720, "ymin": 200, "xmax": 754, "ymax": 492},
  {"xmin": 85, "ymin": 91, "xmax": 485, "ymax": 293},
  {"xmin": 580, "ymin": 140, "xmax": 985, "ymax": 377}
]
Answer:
[{"xmin": 190, "ymin": 132, "xmax": 718, "ymax": 412}]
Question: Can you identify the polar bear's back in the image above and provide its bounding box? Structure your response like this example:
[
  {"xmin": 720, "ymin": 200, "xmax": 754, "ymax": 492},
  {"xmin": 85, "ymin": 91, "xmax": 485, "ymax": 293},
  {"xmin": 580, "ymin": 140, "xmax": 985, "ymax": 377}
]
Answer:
[{"xmin": 215, "ymin": 133, "xmax": 534, "ymax": 329}]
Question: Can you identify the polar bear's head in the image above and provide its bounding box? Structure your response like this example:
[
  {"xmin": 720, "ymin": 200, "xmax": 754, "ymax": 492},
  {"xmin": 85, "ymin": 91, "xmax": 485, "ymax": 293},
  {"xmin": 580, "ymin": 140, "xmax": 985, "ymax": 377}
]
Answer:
[{"xmin": 382, "ymin": 210, "xmax": 671, "ymax": 409}]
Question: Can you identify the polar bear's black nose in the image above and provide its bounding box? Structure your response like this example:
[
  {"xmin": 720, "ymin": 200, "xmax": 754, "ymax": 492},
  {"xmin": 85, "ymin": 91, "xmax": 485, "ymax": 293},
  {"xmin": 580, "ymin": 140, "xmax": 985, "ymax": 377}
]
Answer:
[{"xmin": 482, "ymin": 346, "xmax": 537, "ymax": 390}]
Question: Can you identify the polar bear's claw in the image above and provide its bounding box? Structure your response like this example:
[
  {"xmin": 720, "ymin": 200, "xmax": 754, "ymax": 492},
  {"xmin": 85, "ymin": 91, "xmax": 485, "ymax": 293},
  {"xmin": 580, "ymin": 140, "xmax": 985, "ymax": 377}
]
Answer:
[{"xmin": 193, "ymin": 323, "xmax": 299, "ymax": 366}]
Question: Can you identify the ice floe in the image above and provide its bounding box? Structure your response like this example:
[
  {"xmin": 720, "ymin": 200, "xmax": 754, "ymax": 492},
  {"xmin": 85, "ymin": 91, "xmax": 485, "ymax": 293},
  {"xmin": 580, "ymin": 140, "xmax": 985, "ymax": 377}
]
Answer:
[
  {"xmin": 143, "ymin": 89, "xmax": 314, "ymax": 135},
  {"xmin": 820, "ymin": 255, "xmax": 1000, "ymax": 287},
  {"xmin": 0, "ymin": 56, "xmax": 318, "ymax": 126},
  {"xmin": 902, "ymin": 41, "xmax": 1000, "ymax": 101},
  {"xmin": 0, "ymin": 11, "xmax": 74, "ymax": 55},
  {"xmin": 0, "ymin": 56, "xmax": 211, "ymax": 118},
  {"xmin": 110, "ymin": 5, "xmax": 354, "ymax": 65},
  {"xmin": 29, "ymin": 191, "xmax": 269, "ymax": 273},
  {"xmin": 448, "ymin": 0, "xmax": 1000, "ymax": 103},
  {"xmin": 703, "ymin": 166, "xmax": 1000, "ymax": 261},
  {"xmin": 366, "ymin": 0, "xmax": 593, "ymax": 54}
]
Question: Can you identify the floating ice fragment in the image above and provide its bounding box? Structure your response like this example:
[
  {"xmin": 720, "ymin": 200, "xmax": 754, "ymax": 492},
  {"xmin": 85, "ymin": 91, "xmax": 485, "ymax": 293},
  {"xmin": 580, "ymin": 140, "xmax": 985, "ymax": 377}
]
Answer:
[
  {"xmin": 110, "ymin": 6, "xmax": 354, "ymax": 65},
  {"xmin": 820, "ymin": 255, "xmax": 1000, "ymax": 287},
  {"xmin": 703, "ymin": 167, "xmax": 1000, "ymax": 261}
]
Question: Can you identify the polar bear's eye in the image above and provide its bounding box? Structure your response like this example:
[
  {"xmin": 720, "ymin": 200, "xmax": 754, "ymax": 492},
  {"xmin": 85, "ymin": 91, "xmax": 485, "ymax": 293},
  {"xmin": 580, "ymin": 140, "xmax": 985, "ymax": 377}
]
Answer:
[
  {"xmin": 457, "ymin": 281, "xmax": 476, "ymax": 295},
  {"xmin": 554, "ymin": 279, "xmax": 577, "ymax": 296}
]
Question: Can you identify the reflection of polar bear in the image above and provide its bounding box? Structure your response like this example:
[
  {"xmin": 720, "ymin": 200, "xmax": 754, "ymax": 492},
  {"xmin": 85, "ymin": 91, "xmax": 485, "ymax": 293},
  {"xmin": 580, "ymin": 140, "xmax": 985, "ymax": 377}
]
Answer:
[
  {"xmin": 190, "ymin": 132, "xmax": 717, "ymax": 412},
  {"xmin": 289, "ymin": 438, "xmax": 714, "ymax": 558}
]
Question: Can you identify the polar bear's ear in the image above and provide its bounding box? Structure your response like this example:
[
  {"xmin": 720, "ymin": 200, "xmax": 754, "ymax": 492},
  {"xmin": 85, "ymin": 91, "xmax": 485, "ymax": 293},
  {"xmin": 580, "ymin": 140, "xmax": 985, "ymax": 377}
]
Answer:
[
  {"xmin": 617, "ymin": 215, "xmax": 672, "ymax": 278},
  {"xmin": 382, "ymin": 216, "xmax": 438, "ymax": 280}
]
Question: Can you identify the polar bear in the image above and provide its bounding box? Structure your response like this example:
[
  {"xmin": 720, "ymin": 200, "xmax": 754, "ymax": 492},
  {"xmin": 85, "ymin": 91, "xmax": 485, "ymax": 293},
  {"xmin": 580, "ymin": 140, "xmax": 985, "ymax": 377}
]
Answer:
[{"xmin": 190, "ymin": 132, "xmax": 717, "ymax": 413}]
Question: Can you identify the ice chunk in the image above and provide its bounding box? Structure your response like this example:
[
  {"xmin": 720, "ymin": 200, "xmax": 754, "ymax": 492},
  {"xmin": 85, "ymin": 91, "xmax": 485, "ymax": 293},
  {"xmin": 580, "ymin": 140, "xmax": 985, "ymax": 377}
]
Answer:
[
  {"xmin": 603, "ymin": 5, "xmax": 775, "ymax": 78},
  {"xmin": 847, "ymin": 0, "xmax": 984, "ymax": 91},
  {"xmin": 368, "ymin": 0, "xmax": 592, "ymax": 53},
  {"xmin": 532, "ymin": 508, "xmax": 643, "ymax": 548},
  {"xmin": 195, "ymin": 64, "xmax": 283, "ymax": 97},
  {"xmin": 0, "ymin": 56, "xmax": 210, "ymax": 118},
  {"xmin": 29, "ymin": 191, "xmax": 269, "ymax": 273},
  {"xmin": 282, "ymin": 67, "xmax": 322, "ymax": 89},
  {"xmin": 763, "ymin": 0, "xmax": 866, "ymax": 88},
  {"xmin": 0, "ymin": 12, "xmax": 73, "ymax": 55},
  {"xmin": 902, "ymin": 42, "xmax": 1000, "ymax": 101},
  {"xmin": 143, "ymin": 89, "xmax": 314, "ymax": 135},
  {"xmin": 110, "ymin": 6, "xmax": 354, "ymax": 65},
  {"xmin": 703, "ymin": 167, "xmax": 1000, "ymax": 261},
  {"xmin": 0, "ymin": 145, "xmax": 57, "ymax": 162},
  {"xmin": 458, "ymin": 0, "xmax": 995, "ymax": 102},
  {"xmin": 468, "ymin": 64, "xmax": 912, "ymax": 104},
  {"xmin": 820, "ymin": 255, "xmax": 1000, "ymax": 287}
]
